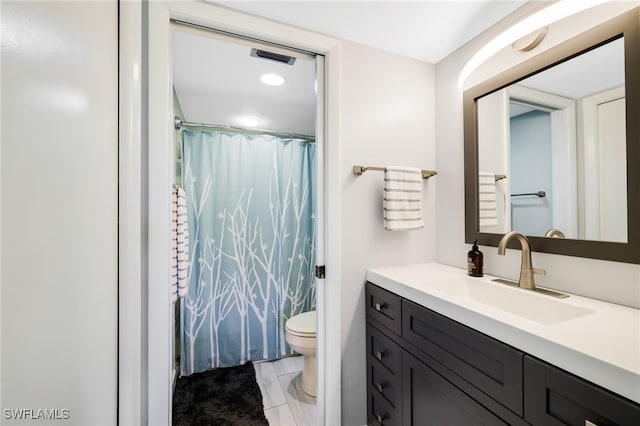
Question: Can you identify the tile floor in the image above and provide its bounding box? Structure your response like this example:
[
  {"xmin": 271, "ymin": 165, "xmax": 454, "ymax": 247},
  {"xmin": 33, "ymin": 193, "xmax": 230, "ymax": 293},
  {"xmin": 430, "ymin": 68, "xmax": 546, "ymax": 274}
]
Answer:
[{"xmin": 254, "ymin": 355, "xmax": 316, "ymax": 426}]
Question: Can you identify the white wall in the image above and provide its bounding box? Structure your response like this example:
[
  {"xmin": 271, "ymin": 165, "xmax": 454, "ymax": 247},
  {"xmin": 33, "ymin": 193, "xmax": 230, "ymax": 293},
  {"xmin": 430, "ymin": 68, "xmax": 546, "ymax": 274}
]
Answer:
[
  {"xmin": 435, "ymin": 4, "xmax": 640, "ymax": 309},
  {"xmin": 1, "ymin": 2, "xmax": 118, "ymax": 425},
  {"xmin": 477, "ymin": 89, "xmax": 510, "ymax": 234},
  {"xmin": 339, "ymin": 40, "xmax": 436, "ymax": 425}
]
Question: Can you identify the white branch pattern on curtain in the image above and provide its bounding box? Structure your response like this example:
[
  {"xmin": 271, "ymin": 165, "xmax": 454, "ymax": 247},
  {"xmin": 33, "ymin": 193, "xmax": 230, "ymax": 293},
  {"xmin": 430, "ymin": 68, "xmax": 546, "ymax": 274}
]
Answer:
[{"xmin": 180, "ymin": 130, "xmax": 316, "ymax": 375}]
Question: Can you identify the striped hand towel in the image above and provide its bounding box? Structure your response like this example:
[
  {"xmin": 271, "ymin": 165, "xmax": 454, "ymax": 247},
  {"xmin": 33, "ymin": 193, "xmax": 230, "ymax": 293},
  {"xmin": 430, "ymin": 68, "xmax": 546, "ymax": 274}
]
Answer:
[
  {"xmin": 479, "ymin": 172, "xmax": 498, "ymax": 226},
  {"xmin": 172, "ymin": 185, "xmax": 190, "ymax": 302},
  {"xmin": 384, "ymin": 166, "xmax": 424, "ymax": 231}
]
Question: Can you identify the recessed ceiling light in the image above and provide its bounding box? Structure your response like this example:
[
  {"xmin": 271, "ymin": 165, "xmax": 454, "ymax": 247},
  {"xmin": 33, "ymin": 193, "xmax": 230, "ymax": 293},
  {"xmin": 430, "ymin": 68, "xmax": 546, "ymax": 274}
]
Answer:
[
  {"xmin": 260, "ymin": 73, "xmax": 285, "ymax": 86},
  {"xmin": 238, "ymin": 116, "xmax": 261, "ymax": 128}
]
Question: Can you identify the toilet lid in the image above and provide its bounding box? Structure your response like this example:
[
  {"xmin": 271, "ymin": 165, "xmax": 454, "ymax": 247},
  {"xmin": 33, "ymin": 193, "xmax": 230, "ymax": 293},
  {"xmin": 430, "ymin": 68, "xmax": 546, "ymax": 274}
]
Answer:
[{"xmin": 285, "ymin": 311, "xmax": 316, "ymax": 336}]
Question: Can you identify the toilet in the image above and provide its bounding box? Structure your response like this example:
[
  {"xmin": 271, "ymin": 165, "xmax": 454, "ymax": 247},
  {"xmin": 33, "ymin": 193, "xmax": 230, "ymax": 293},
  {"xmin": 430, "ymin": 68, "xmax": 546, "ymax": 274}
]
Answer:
[{"xmin": 285, "ymin": 310, "xmax": 317, "ymax": 397}]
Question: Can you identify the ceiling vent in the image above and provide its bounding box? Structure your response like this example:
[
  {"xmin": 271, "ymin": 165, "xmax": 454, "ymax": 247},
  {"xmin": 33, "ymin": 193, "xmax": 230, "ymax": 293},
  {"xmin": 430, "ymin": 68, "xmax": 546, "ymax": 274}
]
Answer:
[{"xmin": 250, "ymin": 48, "xmax": 296, "ymax": 65}]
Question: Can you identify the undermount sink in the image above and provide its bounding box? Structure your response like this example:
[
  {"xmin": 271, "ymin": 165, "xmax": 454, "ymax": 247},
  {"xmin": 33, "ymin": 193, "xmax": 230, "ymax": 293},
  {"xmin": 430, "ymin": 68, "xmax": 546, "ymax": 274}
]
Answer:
[{"xmin": 423, "ymin": 277, "xmax": 595, "ymax": 326}]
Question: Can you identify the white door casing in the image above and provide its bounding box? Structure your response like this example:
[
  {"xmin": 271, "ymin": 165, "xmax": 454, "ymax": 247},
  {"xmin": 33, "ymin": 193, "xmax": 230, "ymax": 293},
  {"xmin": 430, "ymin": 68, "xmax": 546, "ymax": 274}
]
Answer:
[
  {"xmin": 508, "ymin": 84, "xmax": 578, "ymax": 238},
  {"xmin": 119, "ymin": 2, "xmax": 342, "ymax": 425},
  {"xmin": 579, "ymin": 86, "xmax": 627, "ymax": 242},
  {"xmin": 477, "ymin": 88, "xmax": 511, "ymax": 234}
]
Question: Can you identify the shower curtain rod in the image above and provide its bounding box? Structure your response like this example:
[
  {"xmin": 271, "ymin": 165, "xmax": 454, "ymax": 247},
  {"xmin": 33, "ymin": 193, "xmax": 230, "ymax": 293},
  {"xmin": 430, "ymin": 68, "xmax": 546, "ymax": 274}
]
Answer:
[{"xmin": 174, "ymin": 117, "xmax": 316, "ymax": 142}]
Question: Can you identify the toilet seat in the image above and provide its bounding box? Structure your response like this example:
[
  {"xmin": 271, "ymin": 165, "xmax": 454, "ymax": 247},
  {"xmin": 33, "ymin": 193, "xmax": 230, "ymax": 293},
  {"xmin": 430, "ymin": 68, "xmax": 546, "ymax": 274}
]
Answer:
[{"xmin": 285, "ymin": 311, "xmax": 316, "ymax": 337}]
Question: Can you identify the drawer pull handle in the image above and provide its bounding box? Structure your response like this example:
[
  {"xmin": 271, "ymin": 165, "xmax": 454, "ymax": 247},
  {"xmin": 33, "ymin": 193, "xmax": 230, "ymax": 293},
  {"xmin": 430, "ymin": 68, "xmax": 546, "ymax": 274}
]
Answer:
[
  {"xmin": 375, "ymin": 350, "xmax": 384, "ymax": 361},
  {"xmin": 376, "ymin": 382, "xmax": 386, "ymax": 393},
  {"xmin": 375, "ymin": 302, "xmax": 387, "ymax": 312},
  {"xmin": 375, "ymin": 413, "xmax": 386, "ymax": 424}
]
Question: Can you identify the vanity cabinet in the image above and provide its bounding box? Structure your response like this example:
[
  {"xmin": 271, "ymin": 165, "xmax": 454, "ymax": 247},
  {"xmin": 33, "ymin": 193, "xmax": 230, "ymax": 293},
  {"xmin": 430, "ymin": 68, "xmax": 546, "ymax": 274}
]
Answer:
[
  {"xmin": 402, "ymin": 298, "xmax": 523, "ymax": 415},
  {"xmin": 366, "ymin": 283, "xmax": 403, "ymax": 425},
  {"xmin": 524, "ymin": 356, "xmax": 640, "ymax": 425},
  {"xmin": 365, "ymin": 281, "xmax": 640, "ymax": 426},
  {"xmin": 402, "ymin": 350, "xmax": 508, "ymax": 425}
]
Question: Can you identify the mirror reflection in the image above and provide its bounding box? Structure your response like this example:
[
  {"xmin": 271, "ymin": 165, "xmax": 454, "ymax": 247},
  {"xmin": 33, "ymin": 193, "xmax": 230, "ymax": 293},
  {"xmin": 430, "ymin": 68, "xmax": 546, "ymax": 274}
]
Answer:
[{"xmin": 477, "ymin": 37, "xmax": 627, "ymax": 243}]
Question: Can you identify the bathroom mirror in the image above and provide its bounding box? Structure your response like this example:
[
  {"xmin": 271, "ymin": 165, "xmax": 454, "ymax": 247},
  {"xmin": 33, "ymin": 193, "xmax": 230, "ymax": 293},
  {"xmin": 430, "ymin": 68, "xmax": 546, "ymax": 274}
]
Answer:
[{"xmin": 464, "ymin": 8, "xmax": 640, "ymax": 263}]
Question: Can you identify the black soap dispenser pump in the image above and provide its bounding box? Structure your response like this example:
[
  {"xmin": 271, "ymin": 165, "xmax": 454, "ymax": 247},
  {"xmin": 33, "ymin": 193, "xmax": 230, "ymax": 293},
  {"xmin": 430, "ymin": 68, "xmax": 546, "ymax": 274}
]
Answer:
[{"xmin": 468, "ymin": 239, "xmax": 484, "ymax": 277}]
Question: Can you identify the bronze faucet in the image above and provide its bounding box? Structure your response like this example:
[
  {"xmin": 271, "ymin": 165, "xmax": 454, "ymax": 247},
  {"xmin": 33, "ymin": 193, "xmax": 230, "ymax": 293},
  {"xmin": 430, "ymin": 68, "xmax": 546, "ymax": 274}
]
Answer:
[
  {"xmin": 497, "ymin": 231, "xmax": 546, "ymax": 290},
  {"xmin": 544, "ymin": 228, "xmax": 565, "ymax": 238}
]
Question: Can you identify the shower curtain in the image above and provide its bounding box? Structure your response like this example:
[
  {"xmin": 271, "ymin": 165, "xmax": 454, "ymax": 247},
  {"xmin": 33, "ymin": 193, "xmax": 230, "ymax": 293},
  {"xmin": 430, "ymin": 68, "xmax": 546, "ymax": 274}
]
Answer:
[{"xmin": 180, "ymin": 129, "xmax": 316, "ymax": 375}]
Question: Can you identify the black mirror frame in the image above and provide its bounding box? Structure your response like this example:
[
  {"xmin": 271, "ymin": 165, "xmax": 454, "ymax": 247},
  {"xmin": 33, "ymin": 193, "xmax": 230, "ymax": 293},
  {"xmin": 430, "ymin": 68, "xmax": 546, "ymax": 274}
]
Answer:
[{"xmin": 464, "ymin": 8, "xmax": 640, "ymax": 263}]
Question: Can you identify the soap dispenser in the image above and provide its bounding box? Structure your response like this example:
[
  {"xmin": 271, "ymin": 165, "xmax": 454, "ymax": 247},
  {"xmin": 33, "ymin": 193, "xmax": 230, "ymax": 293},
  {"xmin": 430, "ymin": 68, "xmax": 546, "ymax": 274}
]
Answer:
[{"xmin": 467, "ymin": 239, "xmax": 484, "ymax": 277}]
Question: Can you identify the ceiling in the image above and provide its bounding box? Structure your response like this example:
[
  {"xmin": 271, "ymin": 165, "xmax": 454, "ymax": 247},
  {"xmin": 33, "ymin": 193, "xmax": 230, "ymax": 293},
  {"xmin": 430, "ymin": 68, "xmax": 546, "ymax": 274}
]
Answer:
[
  {"xmin": 213, "ymin": 1, "xmax": 528, "ymax": 64},
  {"xmin": 173, "ymin": 1, "xmax": 529, "ymax": 135},
  {"xmin": 518, "ymin": 37, "xmax": 624, "ymax": 100},
  {"xmin": 173, "ymin": 29, "xmax": 317, "ymax": 135},
  {"xmin": 510, "ymin": 37, "xmax": 624, "ymax": 117}
]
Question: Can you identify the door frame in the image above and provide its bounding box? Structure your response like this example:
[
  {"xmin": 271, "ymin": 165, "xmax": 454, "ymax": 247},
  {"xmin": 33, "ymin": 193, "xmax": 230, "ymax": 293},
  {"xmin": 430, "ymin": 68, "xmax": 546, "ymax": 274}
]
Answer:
[
  {"xmin": 119, "ymin": 1, "xmax": 343, "ymax": 425},
  {"xmin": 508, "ymin": 84, "xmax": 578, "ymax": 238},
  {"xmin": 579, "ymin": 85, "xmax": 626, "ymax": 240}
]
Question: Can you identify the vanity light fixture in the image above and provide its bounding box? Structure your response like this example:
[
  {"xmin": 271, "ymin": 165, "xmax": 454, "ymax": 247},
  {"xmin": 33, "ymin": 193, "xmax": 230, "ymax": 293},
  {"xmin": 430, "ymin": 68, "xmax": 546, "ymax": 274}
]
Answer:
[
  {"xmin": 512, "ymin": 27, "xmax": 548, "ymax": 52},
  {"xmin": 260, "ymin": 73, "xmax": 285, "ymax": 86},
  {"xmin": 238, "ymin": 116, "xmax": 261, "ymax": 128},
  {"xmin": 458, "ymin": 0, "xmax": 609, "ymax": 88}
]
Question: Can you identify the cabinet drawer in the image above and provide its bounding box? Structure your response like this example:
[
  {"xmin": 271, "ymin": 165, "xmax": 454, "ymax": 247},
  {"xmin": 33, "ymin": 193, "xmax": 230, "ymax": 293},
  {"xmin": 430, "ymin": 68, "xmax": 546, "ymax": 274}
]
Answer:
[
  {"xmin": 402, "ymin": 299, "xmax": 524, "ymax": 415},
  {"xmin": 367, "ymin": 323, "xmax": 402, "ymax": 377},
  {"xmin": 369, "ymin": 354, "xmax": 401, "ymax": 409},
  {"xmin": 524, "ymin": 356, "xmax": 640, "ymax": 426},
  {"xmin": 368, "ymin": 384, "xmax": 400, "ymax": 426},
  {"xmin": 366, "ymin": 282, "xmax": 402, "ymax": 335},
  {"xmin": 402, "ymin": 351, "xmax": 509, "ymax": 426}
]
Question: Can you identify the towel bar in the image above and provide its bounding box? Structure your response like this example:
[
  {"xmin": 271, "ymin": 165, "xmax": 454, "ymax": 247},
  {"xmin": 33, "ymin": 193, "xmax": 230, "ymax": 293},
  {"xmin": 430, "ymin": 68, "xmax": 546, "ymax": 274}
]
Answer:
[
  {"xmin": 512, "ymin": 191, "xmax": 546, "ymax": 198},
  {"xmin": 352, "ymin": 165, "xmax": 437, "ymax": 179}
]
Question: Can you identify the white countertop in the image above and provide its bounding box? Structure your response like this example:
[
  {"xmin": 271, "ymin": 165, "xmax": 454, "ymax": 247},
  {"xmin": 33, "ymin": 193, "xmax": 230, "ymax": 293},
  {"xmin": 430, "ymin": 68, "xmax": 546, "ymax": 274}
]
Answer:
[{"xmin": 366, "ymin": 262, "xmax": 640, "ymax": 404}]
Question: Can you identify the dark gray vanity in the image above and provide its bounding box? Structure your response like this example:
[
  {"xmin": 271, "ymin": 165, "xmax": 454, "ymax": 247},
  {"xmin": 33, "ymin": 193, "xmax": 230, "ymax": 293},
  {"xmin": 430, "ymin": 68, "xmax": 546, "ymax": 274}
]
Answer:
[
  {"xmin": 365, "ymin": 6, "xmax": 640, "ymax": 425},
  {"xmin": 365, "ymin": 281, "xmax": 640, "ymax": 425}
]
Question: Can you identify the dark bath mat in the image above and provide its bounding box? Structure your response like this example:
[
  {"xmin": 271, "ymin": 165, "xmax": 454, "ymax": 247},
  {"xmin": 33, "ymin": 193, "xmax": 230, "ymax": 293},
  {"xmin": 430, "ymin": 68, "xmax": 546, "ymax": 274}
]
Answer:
[{"xmin": 172, "ymin": 362, "xmax": 269, "ymax": 426}]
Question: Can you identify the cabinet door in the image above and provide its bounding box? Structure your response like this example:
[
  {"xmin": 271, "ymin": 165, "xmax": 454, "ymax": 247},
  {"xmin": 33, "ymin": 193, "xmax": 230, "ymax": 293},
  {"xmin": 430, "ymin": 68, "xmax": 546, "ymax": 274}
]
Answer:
[
  {"xmin": 402, "ymin": 299, "xmax": 523, "ymax": 415},
  {"xmin": 402, "ymin": 351, "xmax": 509, "ymax": 426},
  {"xmin": 524, "ymin": 356, "xmax": 640, "ymax": 425}
]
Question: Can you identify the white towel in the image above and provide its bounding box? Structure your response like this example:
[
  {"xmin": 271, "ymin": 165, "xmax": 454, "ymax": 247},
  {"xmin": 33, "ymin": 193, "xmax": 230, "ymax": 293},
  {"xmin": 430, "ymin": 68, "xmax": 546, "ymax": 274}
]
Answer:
[
  {"xmin": 383, "ymin": 166, "xmax": 424, "ymax": 231},
  {"xmin": 172, "ymin": 185, "xmax": 190, "ymax": 302},
  {"xmin": 479, "ymin": 172, "xmax": 498, "ymax": 226}
]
